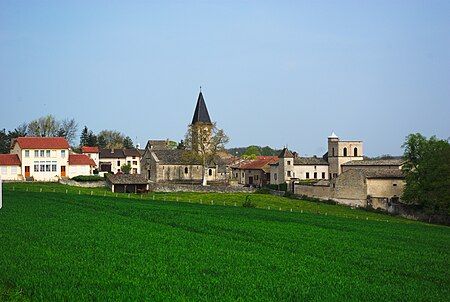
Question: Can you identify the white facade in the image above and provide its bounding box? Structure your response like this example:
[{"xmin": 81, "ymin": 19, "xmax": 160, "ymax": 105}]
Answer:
[
  {"xmin": 11, "ymin": 143, "xmax": 70, "ymax": 181},
  {"xmin": 0, "ymin": 164, "xmax": 22, "ymax": 181}
]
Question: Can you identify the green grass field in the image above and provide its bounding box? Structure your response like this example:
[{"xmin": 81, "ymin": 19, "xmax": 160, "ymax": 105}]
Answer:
[{"xmin": 0, "ymin": 182, "xmax": 449, "ymax": 301}]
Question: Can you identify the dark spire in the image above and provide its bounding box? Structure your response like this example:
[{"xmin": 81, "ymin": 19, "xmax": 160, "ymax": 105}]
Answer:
[
  {"xmin": 278, "ymin": 147, "xmax": 294, "ymax": 158},
  {"xmin": 191, "ymin": 91, "xmax": 212, "ymax": 124}
]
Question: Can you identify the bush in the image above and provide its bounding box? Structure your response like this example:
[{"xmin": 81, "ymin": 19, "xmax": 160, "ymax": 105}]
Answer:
[
  {"xmin": 242, "ymin": 196, "xmax": 256, "ymax": 208},
  {"xmin": 71, "ymin": 175, "xmax": 104, "ymax": 182},
  {"xmin": 266, "ymin": 183, "xmax": 288, "ymax": 192}
]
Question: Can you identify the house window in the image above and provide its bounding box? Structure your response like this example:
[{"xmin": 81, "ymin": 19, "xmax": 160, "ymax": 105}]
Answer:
[
  {"xmin": 127, "ymin": 161, "xmax": 131, "ymax": 165},
  {"xmin": 354, "ymin": 147, "xmax": 358, "ymax": 157},
  {"xmin": 287, "ymin": 171, "xmax": 291, "ymax": 177},
  {"xmin": 25, "ymin": 150, "xmax": 30, "ymax": 157},
  {"xmin": 46, "ymin": 150, "xmax": 50, "ymax": 157},
  {"xmin": 185, "ymin": 167, "xmax": 189, "ymax": 174},
  {"xmin": 306, "ymin": 172, "xmax": 310, "ymax": 179},
  {"xmin": 133, "ymin": 161, "xmax": 138, "ymax": 165},
  {"xmin": 256, "ymin": 175, "xmax": 259, "ymax": 180},
  {"xmin": 61, "ymin": 150, "xmax": 66, "ymax": 158},
  {"xmin": 40, "ymin": 163, "xmax": 45, "ymax": 172},
  {"xmin": 314, "ymin": 172, "xmax": 317, "ymax": 179},
  {"xmin": 343, "ymin": 148, "xmax": 347, "ymax": 157},
  {"xmin": 34, "ymin": 162, "xmax": 39, "ymax": 172},
  {"xmin": 242, "ymin": 173, "xmax": 244, "ymax": 177},
  {"xmin": 132, "ymin": 156, "xmax": 136, "ymax": 159},
  {"xmin": 52, "ymin": 162, "xmax": 57, "ymax": 172},
  {"xmin": 332, "ymin": 148, "xmax": 335, "ymax": 157},
  {"xmin": 40, "ymin": 150, "xmax": 45, "ymax": 157},
  {"xmin": 35, "ymin": 150, "xmax": 39, "ymax": 157},
  {"xmin": 133, "ymin": 168, "xmax": 137, "ymax": 174},
  {"xmin": 274, "ymin": 173, "xmax": 277, "ymax": 180},
  {"xmin": 322, "ymin": 172, "xmax": 325, "ymax": 179},
  {"xmin": 1, "ymin": 166, "xmax": 6, "ymax": 174},
  {"xmin": 287, "ymin": 161, "xmax": 291, "ymax": 165},
  {"xmin": 209, "ymin": 169, "xmax": 213, "ymax": 176},
  {"xmin": 117, "ymin": 161, "xmax": 121, "ymax": 166},
  {"xmin": 45, "ymin": 162, "xmax": 51, "ymax": 172},
  {"xmin": 393, "ymin": 184, "xmax": 397, "ymax": 187},
  {"xmin": 11, "ymin": 166, "xmax": 17, "ymax": 174}
]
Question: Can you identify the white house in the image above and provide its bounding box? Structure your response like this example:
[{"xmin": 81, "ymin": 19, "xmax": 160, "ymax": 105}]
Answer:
[
  {"xmin": 10, "ymin": 137, "xmax": 71, "ymax": 181},
  {"xmin": 0, "ymin": 154, "xmax": 22, "ymax": 181},
  {"xmin": 81, "ymin": 146, "xmax": 100, "ymax": 168},
  {"xmin": 68, "ymin": 154, "xmax": 97, "ymax": 178}
]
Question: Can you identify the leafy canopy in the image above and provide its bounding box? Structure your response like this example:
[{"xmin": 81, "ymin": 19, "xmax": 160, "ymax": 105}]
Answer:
[{"xmin": 402, "ymin": 133, "xmax": 450, "ymax": 215}]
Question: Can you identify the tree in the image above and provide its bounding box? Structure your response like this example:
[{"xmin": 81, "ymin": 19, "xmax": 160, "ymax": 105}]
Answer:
[
  {"xmin": 121, "ymin": 163, "xmax": 132, "ymax": 174},
  {"xmin": 123, "ymin": 136, "xmax": 134, "ymax": 149},
  {"xmin": 80, "ymin": 126, "xmax": 89, "ymax": 147},
  {"xmin": 27, "ymin": 115, "xmax": 60, "ymax": 137},
  {"xmin": 0, "ymin": 129, "xmax": 9, "ymax": 154},
  {"xmin": 243, "ymin": 145, "xmax": 261, "ymax": 159},
  {"xmin": 98, "ymin": 130, "xmax": 126, "ymax": 149},
  {"xmin": 184, "ymin": 122, "xmax": 229, "ymax": 186},
  {"xmin": 402, "ymin": 133, "xmax": 450, "ymax": 216},
  {"xmin": 58, "ymin": 118, "xmax": 78, "ymax": 145},
  {"xmin": 261, "ymin": 146, "xmax": 276, "ymax": 156}
]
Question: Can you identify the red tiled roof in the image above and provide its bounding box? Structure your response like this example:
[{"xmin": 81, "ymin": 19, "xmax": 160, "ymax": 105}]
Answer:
[
  {"xmin": 14, "ymin": 137, "xmax": 70, "ymax": 149},
  {"xmin": 69, "ymin": 154, "xmax": 97, "ymax": 167},
  {"xmin": 0, "ymin": 154, "xmax": 21, "ymax": 166},
  {"xmin": 82, "ymin": 146, "xmax": 99, "ymax": 153},
  {"xmin": 240, "ymin": 156, "xmax": 279, "ymax": 171}
]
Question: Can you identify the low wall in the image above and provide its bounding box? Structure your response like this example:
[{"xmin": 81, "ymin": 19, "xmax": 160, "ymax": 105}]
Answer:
[
  {"xmin": 59, "ymin": 179, "xmax": 107, "ymax": 188},
  {"xmin": 294, "ymin": 184, "xmax": 331, "ymax": 199},
  {"xmin": 388, "ymin": 203, "xmax": 450, "ymax": 226},
  {"xmin": 294, "ymin": 184, "xmax": 365, "ymax": 207},
  {"xmin": 149, "ymin": 183, "xmax": 256, "ymax": 193}
]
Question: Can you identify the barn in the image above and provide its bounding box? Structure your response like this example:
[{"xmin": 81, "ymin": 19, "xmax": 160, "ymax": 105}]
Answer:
[{"xmin": 106, "ymin": 174, "xmax": 148, "ymax": 193}]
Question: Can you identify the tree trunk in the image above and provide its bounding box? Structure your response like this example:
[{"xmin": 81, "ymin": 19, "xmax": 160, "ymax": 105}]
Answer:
[{"xmin": 202, "ymin": 166, "xmax": 207, "ymax": 186}]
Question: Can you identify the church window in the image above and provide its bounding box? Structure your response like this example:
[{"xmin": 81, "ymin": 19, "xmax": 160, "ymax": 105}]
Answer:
[
  {"xmin": 343, "ymin": 148, "xmax": 347, "ymax": 157},
  {"xmin": 354, "ymin": 147, "xmax": 358, "ymax": 156},
  {"xmin": 332, "ymin": 148, "xmax": 335, "ymax": 156},
  {"xmin": 185, "ymin": 167, "xmax": 188, "ymax": 174}
]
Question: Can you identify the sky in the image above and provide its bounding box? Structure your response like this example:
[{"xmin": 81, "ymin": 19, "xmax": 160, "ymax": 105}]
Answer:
[{"xmin": 1, "ymin": 0, "xmax": 449, "ymax": 157}]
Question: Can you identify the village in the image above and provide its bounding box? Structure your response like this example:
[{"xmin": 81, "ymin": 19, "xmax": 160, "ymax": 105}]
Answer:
[{"xmin": 0, "ymin": 91, "xmax": 405, "ymax": 212}]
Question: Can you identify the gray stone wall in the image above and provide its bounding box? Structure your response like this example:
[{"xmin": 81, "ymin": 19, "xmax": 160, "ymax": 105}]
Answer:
[
  {"xmin": 149, "ymin": 183, "xmax": 256, "ymax": 193},
  {"xmin": 59, "ymin": 179, "xmax": 107, "ymax": 188}
]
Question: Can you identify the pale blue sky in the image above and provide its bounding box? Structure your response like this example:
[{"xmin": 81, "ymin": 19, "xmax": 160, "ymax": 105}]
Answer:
[{"xmin": 1, "ymin": 0, "xmax": 449, "ymax": 156}]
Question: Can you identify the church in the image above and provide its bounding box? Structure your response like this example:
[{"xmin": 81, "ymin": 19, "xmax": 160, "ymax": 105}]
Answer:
[{"xmin": 140, "ymin": 92, "xmax": 221, "ymax": 184}]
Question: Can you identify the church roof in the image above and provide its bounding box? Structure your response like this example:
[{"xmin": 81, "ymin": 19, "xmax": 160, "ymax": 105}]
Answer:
[
  {"xmin": 294, "ymin": 157, "xmax": 329, "ymax": 165},
  {"xmin": 191, "ymin": 92, "xmax": 212, "ymax": 124}
]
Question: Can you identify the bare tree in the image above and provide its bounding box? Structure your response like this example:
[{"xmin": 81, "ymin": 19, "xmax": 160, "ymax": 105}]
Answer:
[
  {"xmin": 58, "ymin": 118, "xmax": 78, "ymax": 145},
  {"xmin": 184, "ymin": 122, "xmax": 229, "ymax": 186}
]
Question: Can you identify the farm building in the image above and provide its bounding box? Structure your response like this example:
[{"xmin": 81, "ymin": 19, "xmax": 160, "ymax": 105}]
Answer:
[{"xmin": 106, "ymin": 174, "xmax": 148, "ymax": 193}]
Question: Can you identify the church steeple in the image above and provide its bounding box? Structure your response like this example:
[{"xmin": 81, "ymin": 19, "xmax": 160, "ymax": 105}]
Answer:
[{"xmin": 191, "ymin": 91, "xmax": 212, "ymax": 125}]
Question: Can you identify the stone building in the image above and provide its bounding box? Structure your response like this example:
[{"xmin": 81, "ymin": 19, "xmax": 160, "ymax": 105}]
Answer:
[
  {"xmin": 270, "ymin": 148, "xmax": 329, "ymax": 185},
  {"xmin": 236, "ymin": 156, "xmax": 278, "ymax": 187},
  {"xmin": 141, "ymin": 91, "xmax": 221, "ymax": 184}
]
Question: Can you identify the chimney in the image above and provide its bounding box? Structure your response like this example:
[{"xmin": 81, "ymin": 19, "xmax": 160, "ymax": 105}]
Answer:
[{"xmin": 293, "ymin": 152, "xmax": 299, "ymax": 159}]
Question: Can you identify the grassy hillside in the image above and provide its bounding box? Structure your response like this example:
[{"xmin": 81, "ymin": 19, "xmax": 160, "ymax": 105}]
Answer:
[{"xmin": 0, "ymin": 183, "xmax": 449, "ymax": 301}]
